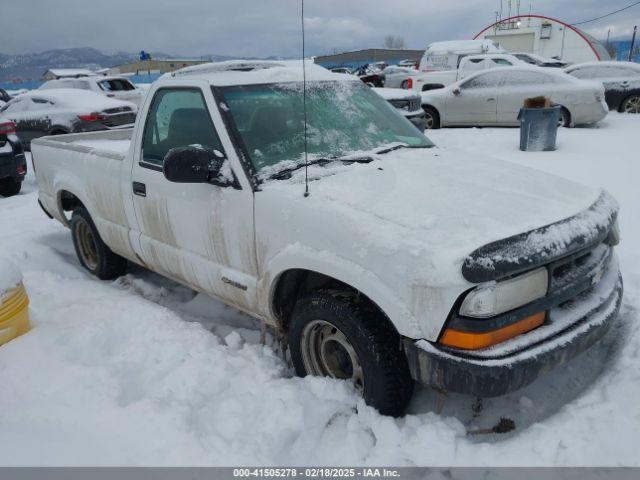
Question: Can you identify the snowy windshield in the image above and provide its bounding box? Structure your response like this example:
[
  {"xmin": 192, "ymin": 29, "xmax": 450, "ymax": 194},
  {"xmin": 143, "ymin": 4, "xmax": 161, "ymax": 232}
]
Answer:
[{"xmin": 218, "ymin": 81, "xmax": 432, "ymax": 174}]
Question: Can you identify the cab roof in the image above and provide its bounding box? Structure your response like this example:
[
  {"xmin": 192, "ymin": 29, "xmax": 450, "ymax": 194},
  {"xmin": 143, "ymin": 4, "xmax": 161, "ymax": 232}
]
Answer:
[{"xmin": 158, "ymin": 60, "xmax": 357, "ymax": 87}]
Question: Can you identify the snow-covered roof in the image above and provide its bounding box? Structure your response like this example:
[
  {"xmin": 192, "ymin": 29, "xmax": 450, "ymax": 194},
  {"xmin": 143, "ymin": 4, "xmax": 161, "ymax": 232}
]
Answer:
[
  {"xmin": 44, "ymin": 68, "xmax": 95, "ymax": 78},
  {"xmin": 161, "ymin": 60, "xmax": 356, "ymax": 86},
  {"xmin": 565, "ymin": 61, "xmax": 640, "ymax": 72},
  {"xmin": 425, "ymin": 40, "xmax": 503, "ymax": 55},
  {"xmin": 18, "ymin": 89, "xmax": 134, "ymax": 110}
]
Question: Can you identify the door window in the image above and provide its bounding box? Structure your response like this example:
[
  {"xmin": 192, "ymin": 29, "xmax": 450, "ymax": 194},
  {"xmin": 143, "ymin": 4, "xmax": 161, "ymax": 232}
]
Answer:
[
  {"xmin": 461, "ymin": 71, "xmax": 503, "ymax": 89},
  {"xmin": 501, "ymin": 71, "xmax": 555, "ymax": 85},
  {"xmin": 141, "ymin": 88, "xmax": 224, "ymax": 166}
]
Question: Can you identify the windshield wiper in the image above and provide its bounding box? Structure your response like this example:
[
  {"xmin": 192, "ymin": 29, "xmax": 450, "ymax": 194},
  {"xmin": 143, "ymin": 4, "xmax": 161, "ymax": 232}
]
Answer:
[
  {"xmin": 375, "ymin": 143, "xmax": 433, "ymax": 155},
  {"xmin": 267, "ymin": 155, "xmax": 373, "ymax": 180}
]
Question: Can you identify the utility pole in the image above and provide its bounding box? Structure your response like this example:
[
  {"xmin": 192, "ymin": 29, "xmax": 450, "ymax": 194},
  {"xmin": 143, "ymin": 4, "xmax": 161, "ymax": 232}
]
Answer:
[{"xmin": 630, "ymin": 26, "xmax": 638, "ymax": 62}]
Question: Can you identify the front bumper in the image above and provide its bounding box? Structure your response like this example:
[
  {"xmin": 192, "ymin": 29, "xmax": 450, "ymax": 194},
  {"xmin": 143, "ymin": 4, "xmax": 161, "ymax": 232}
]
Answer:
[
  {"xmin": 404, "ymin": 262, "xmax": 623, "ymax": 397},
  {"xmin": 404, "ymin": 110, "xmax": 426, "ymax": 131}
]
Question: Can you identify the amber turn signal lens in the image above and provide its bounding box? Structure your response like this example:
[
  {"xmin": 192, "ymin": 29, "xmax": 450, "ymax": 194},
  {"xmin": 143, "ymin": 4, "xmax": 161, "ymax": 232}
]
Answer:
[{"xmin": 439, "ymin": 312, "xmax": 546, "ymax": 350}]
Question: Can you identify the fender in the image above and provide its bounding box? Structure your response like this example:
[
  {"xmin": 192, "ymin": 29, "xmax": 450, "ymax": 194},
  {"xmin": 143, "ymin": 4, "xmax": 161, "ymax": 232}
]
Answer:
[{"xmin": 258, "ymin": 244, "xmax": 423, "ymax": 339}]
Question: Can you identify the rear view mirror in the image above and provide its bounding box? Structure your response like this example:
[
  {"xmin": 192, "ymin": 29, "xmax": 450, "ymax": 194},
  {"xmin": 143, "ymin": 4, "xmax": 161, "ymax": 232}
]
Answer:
[
  {"xmin": 163, "ymin": 146, "xmax": 233, "ymax": 186},
  {"xmin": 452, "ymin": 87, "xmax": 461, "ymax": 96}
]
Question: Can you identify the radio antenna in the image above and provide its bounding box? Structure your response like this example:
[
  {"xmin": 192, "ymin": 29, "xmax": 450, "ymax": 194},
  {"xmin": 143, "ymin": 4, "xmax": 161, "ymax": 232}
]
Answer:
[{"xmin": 301, "ymin": 0, "xmax": 310, "ymax": 197}]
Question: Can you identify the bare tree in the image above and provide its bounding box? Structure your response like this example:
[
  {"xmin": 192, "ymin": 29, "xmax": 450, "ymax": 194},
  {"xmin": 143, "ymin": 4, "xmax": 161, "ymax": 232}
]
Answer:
[
  {"xmin": 605, "ymin": 43, "xmax": 618, "ymax": 60},
  {"xmin": 383, "ymin": 35, "xmax": 406, "ymax": 49}
]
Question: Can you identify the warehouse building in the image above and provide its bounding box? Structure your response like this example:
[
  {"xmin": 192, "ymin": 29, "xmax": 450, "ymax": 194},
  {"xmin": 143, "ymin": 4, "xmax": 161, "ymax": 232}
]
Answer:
[
  {"xmin": 314, "ymin": 49, "xmax": 424, "ymax": 69},
  {"xmin": 474, "ymin": 14, "xmax": 611, "ymax": 63}
]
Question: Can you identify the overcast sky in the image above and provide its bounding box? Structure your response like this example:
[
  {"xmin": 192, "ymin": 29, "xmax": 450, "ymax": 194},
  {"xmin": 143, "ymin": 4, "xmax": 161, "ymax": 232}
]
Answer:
[{"xmin": 1, "ymin": 0, "xmax": 638, "ymax": 57}]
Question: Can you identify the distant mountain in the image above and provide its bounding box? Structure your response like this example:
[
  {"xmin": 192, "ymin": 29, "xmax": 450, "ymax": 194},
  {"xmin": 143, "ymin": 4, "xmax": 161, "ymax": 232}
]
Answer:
[
  {"xmin": 0, "ymin": 47, "xmax": 200, "ymax": 82},
  {"xmin": 0, "ymin": 47, "xmax": 294, "ymax": 83}
]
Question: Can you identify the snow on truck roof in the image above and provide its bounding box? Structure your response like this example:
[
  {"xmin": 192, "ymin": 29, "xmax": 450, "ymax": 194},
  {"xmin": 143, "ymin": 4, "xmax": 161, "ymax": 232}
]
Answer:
[
  {"xmin": 425, "ymin": 39, "xmax": 502, "ymax": 55},
  {"xmin": 16, "ymin": 89, "xmax": 134, "ymax": 110},
  {"xmin": 161, "ymin": 60, "xmax": 356, "ymax": 86}
]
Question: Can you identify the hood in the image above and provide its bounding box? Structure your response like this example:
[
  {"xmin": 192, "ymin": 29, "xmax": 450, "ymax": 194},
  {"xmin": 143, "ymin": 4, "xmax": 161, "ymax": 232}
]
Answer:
[{"xmin": 262, "ymin": 146, "xmax": 602, "ymax": 283}]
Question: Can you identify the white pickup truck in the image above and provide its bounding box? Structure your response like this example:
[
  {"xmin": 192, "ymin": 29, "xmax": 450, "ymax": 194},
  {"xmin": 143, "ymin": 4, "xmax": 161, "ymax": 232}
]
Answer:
[
  {"xmin": 407, "ymin": 53, "xmax": 524, "ymax": 92},
  {"xmin": 32, "ymin": 60, "xmax": 623, "ymax": 416}
]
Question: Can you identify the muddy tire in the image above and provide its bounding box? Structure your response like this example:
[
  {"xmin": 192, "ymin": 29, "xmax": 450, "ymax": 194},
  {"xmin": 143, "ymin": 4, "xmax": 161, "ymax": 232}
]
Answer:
[
  {"xmin": 422, "ymin": 106, "xmax": 440, "ymax": 129},
  {"xmin": 70, "ymin": 206, "xmax": 127, "ymax": 280},
  {"xmin": 0, "ymin": 179, "xmax": 22, "ymax": 197},
  {"xmin": 289, "ymin": 289, "xmax": 414, "ymax": 417}
]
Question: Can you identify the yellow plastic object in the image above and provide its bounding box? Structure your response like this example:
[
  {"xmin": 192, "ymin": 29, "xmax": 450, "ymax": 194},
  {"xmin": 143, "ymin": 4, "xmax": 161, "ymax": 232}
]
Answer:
[{"xmin": 0, "ymin": 283, "xmax": 31, "ymax": 346}]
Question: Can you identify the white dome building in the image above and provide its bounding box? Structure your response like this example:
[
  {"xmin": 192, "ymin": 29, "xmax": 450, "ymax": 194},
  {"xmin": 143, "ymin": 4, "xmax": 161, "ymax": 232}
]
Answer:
[{"xmin": 474, "ymin": 14, "xmax": 611, "ymax": 63}]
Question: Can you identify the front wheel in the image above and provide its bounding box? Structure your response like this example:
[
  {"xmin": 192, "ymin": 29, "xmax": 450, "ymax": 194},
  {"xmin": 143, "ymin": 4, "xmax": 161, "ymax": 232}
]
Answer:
[
  {"xmin": 422, "ymin": 106, "xmax": 440, "ymax": 129},
  {"xmin": 0, "ymin": 179, "xmax": 22, "ymax": 197},
  {"xmin": 70, "ymin": 206, "xmax": 127, "ymax": 279},
  {"xmin": 289, "ymin": 290, "xmax": 414, "ymax": 417},
  {"xmin": 621, "ymin": 95, "xmax": 640, "ymax": 114}
]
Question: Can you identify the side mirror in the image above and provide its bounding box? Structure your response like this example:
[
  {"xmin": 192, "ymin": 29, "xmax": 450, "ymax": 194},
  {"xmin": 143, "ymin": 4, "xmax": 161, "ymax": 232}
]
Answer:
[
  {"xmin": 452, "ymin": 87, "xmax": 462, "ymax": 96},
  {"xmin": 163, "ymin": 146, "xmax": 233, "ymax": 186}
]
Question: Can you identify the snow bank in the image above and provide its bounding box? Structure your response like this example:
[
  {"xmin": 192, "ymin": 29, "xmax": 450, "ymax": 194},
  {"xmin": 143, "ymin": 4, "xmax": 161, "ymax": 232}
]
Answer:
[{"xmin": 0, "ymin": 257, "xmax": 22, "ymax": 296}]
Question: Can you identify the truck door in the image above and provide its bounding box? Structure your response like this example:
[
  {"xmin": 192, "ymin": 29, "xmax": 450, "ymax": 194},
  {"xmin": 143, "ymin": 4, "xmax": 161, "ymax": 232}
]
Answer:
[
  {"xmin": 129, "ymin": 85, "xmax": 259, "ymax": 313},
  {"xmin": 446, "ymin": 71, "xmax": 501, "ymax": 125}
]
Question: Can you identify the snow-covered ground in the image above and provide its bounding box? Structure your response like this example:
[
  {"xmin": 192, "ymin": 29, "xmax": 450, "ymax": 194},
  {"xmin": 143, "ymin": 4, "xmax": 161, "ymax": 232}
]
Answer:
[{"xmin": 0, "ymin": 113, "xmax": 638, "ymax": 466}]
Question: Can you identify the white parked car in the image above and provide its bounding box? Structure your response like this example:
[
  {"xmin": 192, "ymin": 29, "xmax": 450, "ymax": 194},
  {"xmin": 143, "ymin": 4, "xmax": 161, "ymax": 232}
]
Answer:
[
  {"xmin": 31, "ymin": 60, "xmax": 622, "ymax": 416},
  {"xmin": 381, "ymin": 66, "xmax": 416, "ymax": 88},
  {"xmin": 39, "ymin": 76, "xmax": 143, "ymax": 106},
  {"xmin": 407, "ymin": 53, "xmax": 524, "ymax": 91},
  {"xmin": 0, "ymin": 89, "xmax": 137, "ymax": 149},
  {"xmin": 420, "ymin": 66, "xmax": 608, "ymax": 128}
]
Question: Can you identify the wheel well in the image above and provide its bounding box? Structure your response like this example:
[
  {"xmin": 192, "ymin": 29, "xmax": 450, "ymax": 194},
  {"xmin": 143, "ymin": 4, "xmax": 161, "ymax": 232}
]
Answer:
[
  {"xmin": 58, "ymin": 190, "xmax": 84, "ymax": 222},
  {"xmin": 558, "ymin": 105, "xmax": 571, "ymax": 126},
  {"xmin": 49, "ymin": 128, "xmax": 69, "ymax": 136},
  {"xmin": 271, "ymin": 269, "xmax": 396, "ymax": 334}
]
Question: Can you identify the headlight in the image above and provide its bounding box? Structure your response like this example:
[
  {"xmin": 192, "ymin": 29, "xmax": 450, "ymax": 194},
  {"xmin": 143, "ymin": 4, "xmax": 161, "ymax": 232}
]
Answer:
[{"xmin": 459, "ymin": 267, "xmax": 548, "ymax": 318}]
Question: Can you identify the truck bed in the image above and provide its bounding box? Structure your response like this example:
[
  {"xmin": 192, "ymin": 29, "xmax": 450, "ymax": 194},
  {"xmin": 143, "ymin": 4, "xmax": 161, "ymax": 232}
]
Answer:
[
  {"xmin": 32, "ymin": 128, "xmax": 133, "ymax": 160},
  {"xmin": 32, "ymin": 128, "xmax": 138, "ymax": 263}
]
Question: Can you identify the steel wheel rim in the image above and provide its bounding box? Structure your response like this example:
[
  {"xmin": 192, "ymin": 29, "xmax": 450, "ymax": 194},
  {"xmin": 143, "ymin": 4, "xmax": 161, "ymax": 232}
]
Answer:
[
  {"xmin": 624, "ymin": 96, "xmax": 640, "ymax": 114},
  {"xmin": 301, "ymin": 319, "xmax": 364, "ymax": 392},
  {"xmin": 76, "ymin": 219, "xmax": 98, "ymax": 270},
  {"xmin": 424, "ymin": 112, "xmax": 435, "ymax": 129}
]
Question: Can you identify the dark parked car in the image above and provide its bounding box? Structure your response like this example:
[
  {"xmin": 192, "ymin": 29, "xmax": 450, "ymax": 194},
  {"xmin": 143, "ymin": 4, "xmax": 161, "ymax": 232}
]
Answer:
[
  {"xmin": 0, "ymin": 89, "xmax": 137, "ymax": 149},
  {"xmin": 0, "ymin": 121, "xmax": 27, "ymax": 197},
  {"xmin": 564, "ymin": 61, "xmax": 640, "ymax": 113},
  {"xmin": 353, "ymin": 64, "xmax": 385, "ymax": 87}
]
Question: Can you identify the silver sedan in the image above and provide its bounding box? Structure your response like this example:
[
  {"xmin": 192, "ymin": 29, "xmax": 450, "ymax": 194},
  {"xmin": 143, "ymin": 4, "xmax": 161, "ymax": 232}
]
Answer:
[{"xmin": 420, "ymin": 66, "xmax": 609, "ymax": 129}]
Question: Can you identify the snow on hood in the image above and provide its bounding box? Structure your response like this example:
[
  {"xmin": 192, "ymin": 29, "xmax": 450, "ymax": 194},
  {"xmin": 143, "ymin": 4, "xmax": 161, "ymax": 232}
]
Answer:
[
  {"xmin": 0, "ymin": 257, "xmax": 22, "ymax": 296},
  {"xmin": 372, "ymin": 88, "xmax": 419, "ymax": 101},
  {"xmin": 262, "ymin": 146, "xmax": 601, "ymax": 281}
]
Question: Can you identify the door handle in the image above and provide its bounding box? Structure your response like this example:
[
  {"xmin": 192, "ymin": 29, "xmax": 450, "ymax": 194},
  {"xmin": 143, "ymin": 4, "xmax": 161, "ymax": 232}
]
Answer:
[
  {"xmin": 487, "ymin": 98, "xmax": 496, "ymax": 102},
  {"xmin": 132, "ymin": 181, "xmax": 146, "ymax": 197}
]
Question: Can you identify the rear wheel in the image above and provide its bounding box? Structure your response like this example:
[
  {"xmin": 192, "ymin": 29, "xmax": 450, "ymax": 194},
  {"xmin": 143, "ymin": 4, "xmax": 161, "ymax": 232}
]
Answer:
[
  {"xmin": 423, "ymin": 106, "xmax": 440, "ymax": 129},
  {"xmin": 558, "ymin": 107, "xmax": 571, "ymax": 127},
  {"xmin": 289, "ymin": 290, "xmax": 414, "ymax": 417},
  {"xmin": 621, "ymin": 95, "xmax": 640, "ymax": 114},
  {"xmin": 0, "ymin": 179, "xmax": 21, "ymax": 197},
  {"xmin": 70, "ymin": 206, "xmax": 127, "ymax": 279}
]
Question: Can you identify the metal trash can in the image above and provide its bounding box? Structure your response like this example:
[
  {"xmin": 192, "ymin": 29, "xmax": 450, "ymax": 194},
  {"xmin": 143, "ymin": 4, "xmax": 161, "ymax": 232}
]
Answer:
[{"xmin": 518, "ymin": 105, "xmax": 561, "ymax": 152}]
